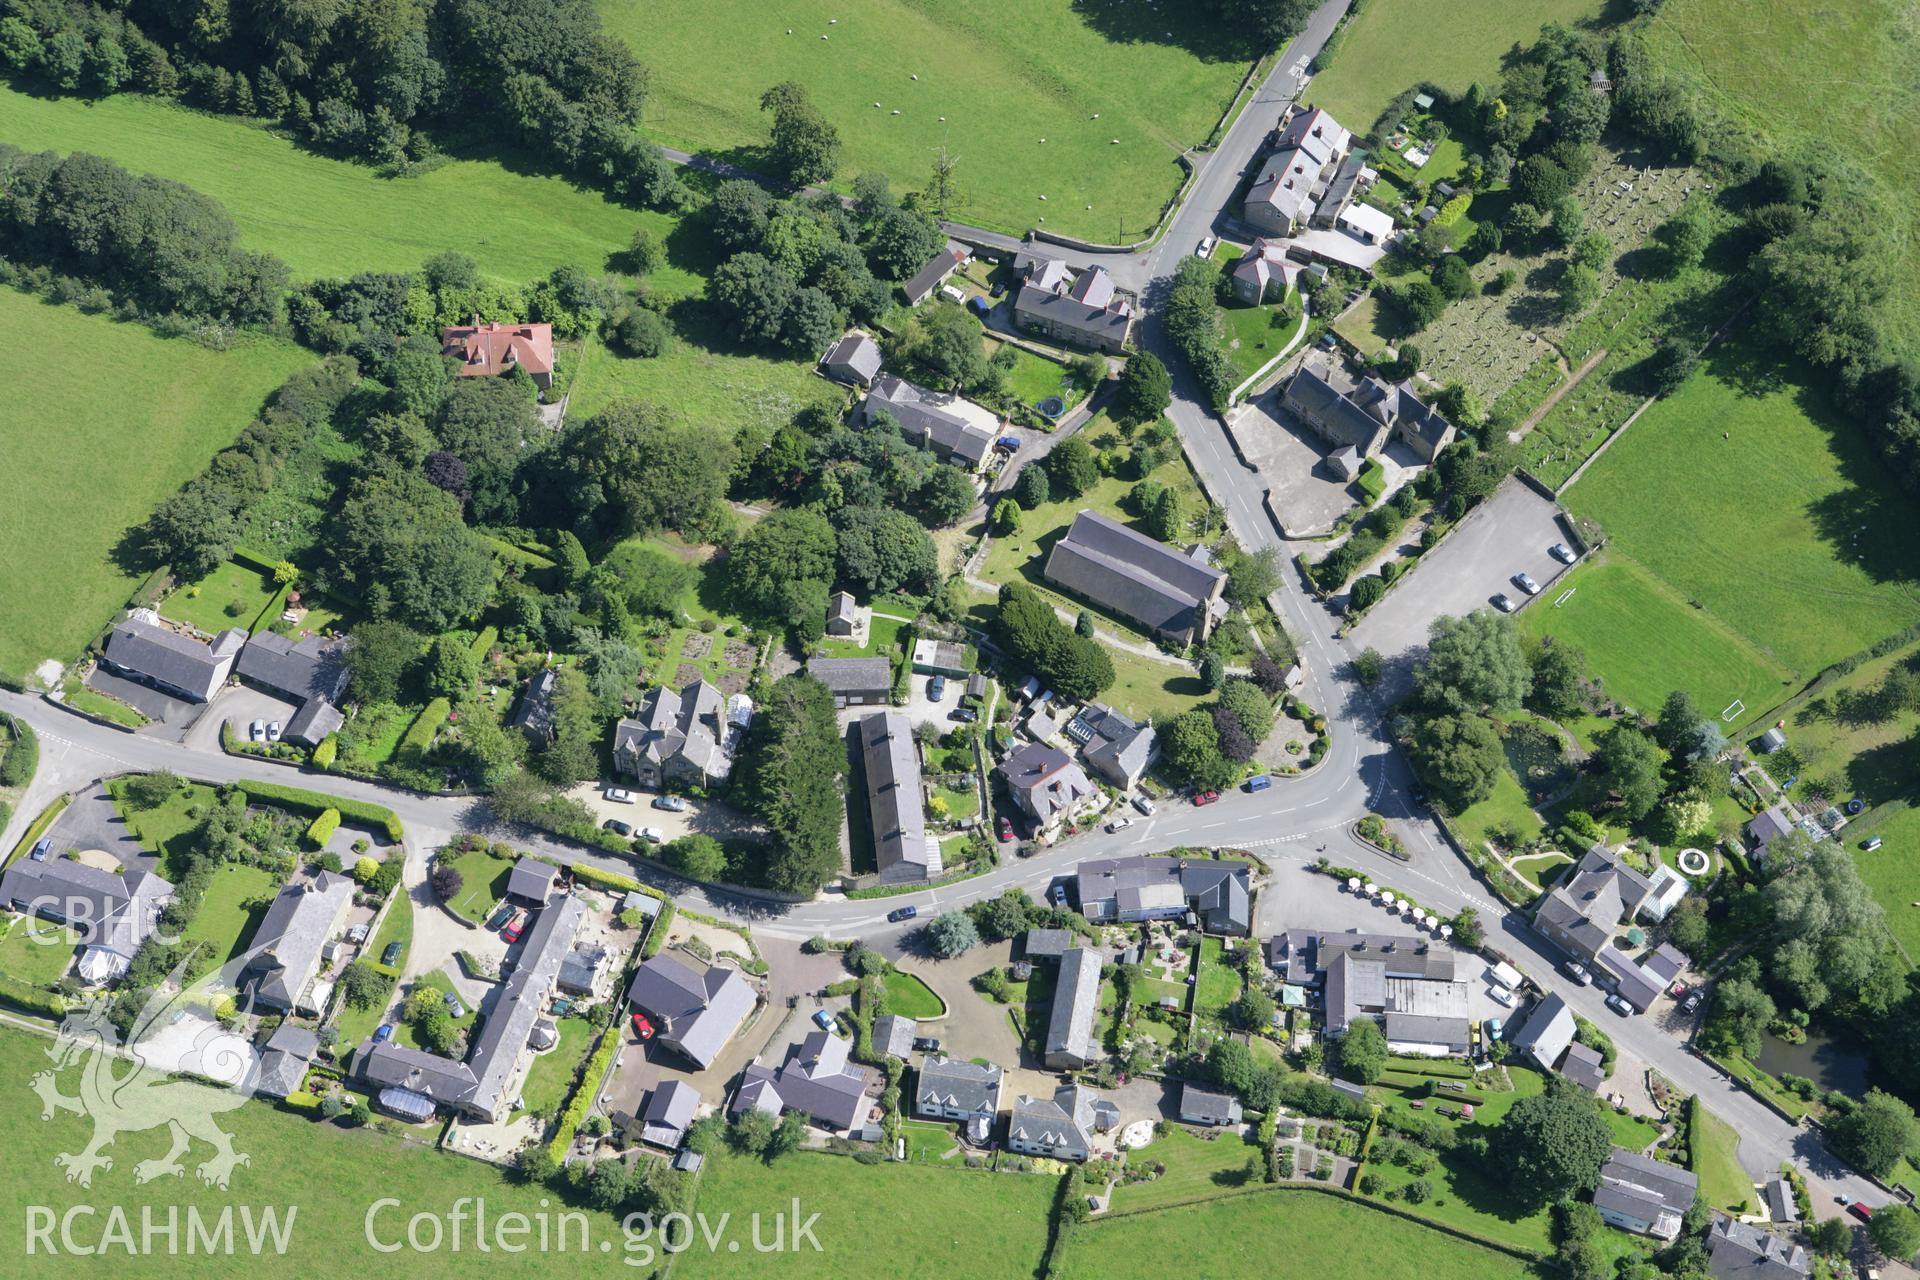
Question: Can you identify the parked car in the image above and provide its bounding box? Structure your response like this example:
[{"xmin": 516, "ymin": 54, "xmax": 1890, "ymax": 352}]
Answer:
[
  {"xmin": 1132, "ymin": 795, "xmax": 1157, "ymax": 816},
  {"xmin": 1050, "ymin": 884, "xmax": 1069, "ymax": 909},
  {"xmin": 812, "ymin": 1010, "xmax": 836, "ymax": 1032},
  {"xmin": 487, "ymin": 901, "xmax": 515, "ymax": 930},
  {"xmin": 1485, "ymin": 1018, "xmax": 1503, "ymax": 1040},
  {"xmin": 1105, "ymin": 816, "xmax": 1133, "ymax": 833},
  {"xmin": 604, "ymin": 787, "xmax": 635, "ymax": 804},
  {"xmin": 913, "ymin": 1036, "xmax": 942, "ymax": 1053},
  {"xmin": 1192, "ymin": 790, "xmax": 1221, "ymax": 806},
  {"xmin": 638, "ymin": 826, "xmax": 665, "ymax": 844},
  {"xmin": 886, "ymin": 906, "xmax": 918, "ymax": 924},
  {"xmin": 1492, "ymin": 593, "xmax": 1516, "ymax": 612},
  {"xmin": 266, "ymin": 721, "xmax": 283, "ymax": 743},
  {"xmin": 996, "ymin": 816, "xmax": 1015, "ymax": 842},
  {"xmin": 1244, "ymin": 775, "xmax": 1272, "ymax": 793},
  {"xmin": 1863, "ymin": 836, "xmax": 1884, "ymax": 852},
  {"xmin": 928, "ymin": 675, "xmax": 947, "ymax": 700},
  {"xmin": 995, "ymin": 435, "xmax": 1022, "ymax": 452},
  {"xmin": 950, "ymin": 707, "xmax": 979, "ymax": 723},
  {"xmin": 1514, "ymin": 572, "xmax": 1541, "ymax": 595},
  {"xmin": 502, "ymin": 911, "xmax": 530, "ymax": 943},
  {"xmin": 443, "ymin": 991, "xmax": 466, "ymax": 1018},
  {"xmin": 373, "ymin": 1023, "xmax": 395, "ymax": 1044},
  {"xmin": 1563, "ymin": 961, "xmax": 1591, "ymax": 986},
  {"xmin": 381, "ymin": 941, "xmax": 402, "ymax": 966},
  {"xmin": 653, "ymin": 794, "xmax": 687, "ymax": 812},
  {"xmin": 248, "ymin": 720, "xmax": 266, "ymax": 742},
  {"xmin": 1196, "ymin": 235, "xmax": 1217, "ymax": 258},
  {"xmin": 1605, "ymin": 993, "xmax": 1635, "ymax": 1017},
  {"xmin": 28, "ymin": 837, "xmax": 51, "ymax": 862},
  {"xmin": 1488, "ymin": 986, "xmax": 1515, "ymax": 1007},
  {"xmin": 1549, "ymin": 542, "xmax": 1576, "ymax": 565},
  {"xmin": 630, "ymin": 1012, "xmax": 655, "ymax": 1040},
  {"xmin": 603, "ymin": 818, "xmax": 633, "ymax": 837},
  {"xmin": 1849, "ymin": 1202, "xmax": 1875, "ymax": 1223},
  {"xmin": 1682, "ymin": 990, "xmax": 1704, "ymax": 1014}
]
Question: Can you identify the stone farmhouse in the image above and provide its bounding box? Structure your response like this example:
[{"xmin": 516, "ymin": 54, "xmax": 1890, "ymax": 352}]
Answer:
[{"xmin": 1282, "ymin": 354, "xmax": 1455, "ymax": 466}]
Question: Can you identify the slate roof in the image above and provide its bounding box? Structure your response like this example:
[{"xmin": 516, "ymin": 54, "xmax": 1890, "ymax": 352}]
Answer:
[
  {"xmin": 1510, "ymin": 992, "xmax": 1577, "ymax": 1069},
  {"xmin": 1009, "ymin": 1084, "xmax": 1098, "ymax": 1160},
  {"xmin": 998, "ymin": 743, "xmax": 1096, "ymax": 825},
  {"xmin": 762, "ymin": 1030, "xmax": 870, "ymax": 1132},
  {"xmin": 1597, "ymin": 1148, "xmax": 1698, "ymax": 1233},
  {"xmin": 0, "ymin": 857, "xmax": 174, "ymax": 982},
  {"xmin": 1044, "ymin": 947, "xmax": 1103, "ymax": 1065},
  {"xmin": 1180, "ymin": 1084, "xmax": 1244, "ymax": 1125},
  {"xmin": 1012, "ymin": 279, "xmax": 1135, "ymax": 349},
  {"xmin": 507, "ymin": 668, "xmax": 558, "ymax": 739},
  {"xmin": 904, "ymin": 241, "xmax": 968, "ymax": 303},
  {"xmin": 863, "ymin": 375, "xmax": 996, "ymax": 466},
  {"xmin": 858, "ymin": 712, "xmax": 935, "ymax": 883},
  {"xmin": 639, "ymin": 1081, "xmax": 702, "ymax": 1149},
  {"xmin": 828, "ymin": 591, "xmax": 861, "ymax": 627},
  {"xmin": 1043, "ymin": 510, "xmax": 1226, "ymax": 640},
  {"xmin": 355, "ymin": 1040, "xmax": 480, "ymax": 1111},
  {"xmin": 256, "ymin": 1023, "xmax": 320, "ymax": 1099},
  {"xmin": 506, "ymin": 857, "xmax": 559, "ymax": 903},
  {"xmin": 1282, "ymin": 354, "xmax": 1451, "ymax": 456},
  {"xmin": 235, "ymin": 631, "xmax": 350, "ymax": 703},
  {"xmin": 1561, "ymin": 1041, "xmax": 1607, "ymax": 1091},
  {"xmin": 1598, "ymin": 948, "xmax": 1665, "ymax": 1012},
  {"xmin": 468, "ymin": 893, "xmax": 587, "ymax": 1119},
  {"xmin": 1535, "ymin": 845, "xmax": 1655, "ymax": 961},
  {"xmin": 1709, "ymin": 1219, "xmax": 1810, "ymax": 1280},
  {"xmin": 1641, "ymin": 943, "xmax": 1687, "ymax": 986},
  {"xmin": 916, "ymin": 1057, "xmax": 1004, "ymax": 1119},
  {"xmin": 283, "ymin": 696, "xmax": 344, "ymax": 747},
  {"xmin": 1075, "ymin": 856, "xmax": 1253, "ymax": 934},
  {"xmin": 244, "ymin": 872, "xmax": 355, "ymax": 1012},
  {"xmin": 626, "ymin": 953, "xmax": 757, "ymax": 1070},
  {"xmin": 1747, "ymin": 804, "xmax": 1797, "ymax": 850},
  {"xmin": 1763, "ymin": 1178, "xmax": 1799, "ymax": 1224},
  {"xmin": 806, "ymin": 656, "xmax": 894, "ymax": 697},
  {"xmin": 1077, "ymin": 704, "xmax": 1158, "ymax": 788},
  {"xmin": 1275, "ymin": 105, "xmax": 1351, "ymax": 164},
  {"xmin": 613, "ymin": 679, "xmax": 734, "ymax": 783},
  {"xmin": 1232, "ymin": 238, "xmax": 1304, "ymax": 297},
  {"xmin": 101, "ymin": 612, "xmax": 244, "ymax": 702},
  {"xmin": 872, "ymin": 1014, "xmax": 919, "ymax": 1060},
  {"xmin": 1024, "ymin": 928, "xmax": 1072, "ymax": 959},
  {"xmin": 1247, "ymin": 146, "xmax": 1324, "ymax": 228},
  {"xmin": 821, "ymin": 332, "xmax": 884, "ymax": 386},
  {"xmin": 558, "ymin": 945, "xmax": 603, "ymax": 995}
]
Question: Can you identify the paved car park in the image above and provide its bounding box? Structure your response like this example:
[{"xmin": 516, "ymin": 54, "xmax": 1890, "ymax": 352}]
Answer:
[
  {"xmin": 1349, "ymin": 478, "xmax": 1573, "ymax": 664},
  {"xmin": 183, "ymin": 685, "xmax": 300, "ymax": 753},
  {"xmin": 1226, "ymin": 391, "xmax": 1362, "ymax": 537}
]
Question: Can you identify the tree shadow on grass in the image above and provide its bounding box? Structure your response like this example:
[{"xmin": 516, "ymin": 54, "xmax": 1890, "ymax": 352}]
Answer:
[
  {"xmin": 1068, "ymin": 0, "xmax": 1258, "ymax": 64},
  {"xmin": 1844, "ymin": 737, "xmax": 1920, "ymax": 804}
]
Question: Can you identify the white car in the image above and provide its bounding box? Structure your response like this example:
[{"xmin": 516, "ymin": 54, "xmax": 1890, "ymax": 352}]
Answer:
[
  {"xmin": 1195, "ymin": 235, "xmax": 1217, "ymax": 259},
  {"xmin": 1549, "ymin": 542, "xmax": 1576, "ymax": 565},
  {"xmin": 638, "ymin": 827, "xmax": 666, "ymax": 844},
  {"xmin": 1514, "ymin": 572, "xmax": 1541, "ymax": 595},
  {"xmin": 1488, "ymin": 985, "xmax": 1515, "ymax": 1007},
  {"xmin": 248, "ymin": 719, "xmax": 266, "ymax": 742},
  {"xmin": 1492, "ymin": 593, "xmax": 1516, "ymax": 613},
  {"xmin": 265, "ymin": 721, "xmax": 283, "ymax": 743},
  {"xmin": 1131, "ymin": 795, "xmax": 1156, "ymax": 816},
  {"xmin": 1105, "ymin": 816, "xmax": 1133, "ymax": 834},
  {"xmin": 604, "ymin": 787, "xmax": 635, "ymax": 804}
]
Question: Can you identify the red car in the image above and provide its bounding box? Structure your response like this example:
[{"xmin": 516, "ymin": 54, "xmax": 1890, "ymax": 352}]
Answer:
[
  {"xmin": 1849, "ymin": 1202, "xmax": 1874, "ymax": 1223},
  {"xmin": 631, "ymin": 1011, "xmax": 655, "ymax": 1040},
  {"xmin": 1192, "ymin": 790, "xmax": 1221, "ymax": 807},
  {"xmin": 997, "ymin": 816, "xmax": 1015, "ymax": 842},
  {"xmin": 501, "ymin": 909, "xmax": 528, "ymax": 944}
]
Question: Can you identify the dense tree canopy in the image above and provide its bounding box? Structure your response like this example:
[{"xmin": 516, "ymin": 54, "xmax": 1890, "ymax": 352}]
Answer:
[
  {"xmin": 1414, "ymin": 610, "xmax": 1531, "ymax": 713},
  {"xmin": 1491, "ymin": 1086, "xmax": 1612, "ymax": 1208},
  {"xmin": 554, "ymin": 400, "xmax": 736, "ymax": 540},
  {"xmin": 334, "ymin": 469, "xmax": 493, "ymax": 630},
  {"xmin": 735, "ymin": 675, "xmax": 847, "ymax": 894}
]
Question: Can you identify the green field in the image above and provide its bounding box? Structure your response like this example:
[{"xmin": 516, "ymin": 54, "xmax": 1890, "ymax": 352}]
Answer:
[
  {"xmin": 1304, "ymin": 0, "xmax": 1607, "ymax": 132},
  {"xmin": 1115, "ymin": 1126, "xmax": 1263, "ymax": 1212},
  {"xmin": 605, "ymin": 0, "xmax": 1253, "ymax": 241},
  {"xmin": 0, "ymin": 292, "xmax": 313, "ymax": 680},
  {"xmin": 1564, "ymin": 341, "xmax": 1920, "ymax": 689},
  {"xmin": 1645, "ymin": 0, "xmax": 1920, "ymax": 356},
  {"xmin": 676, "ymin": 1150, "xmax": 1056, "ymax": 1279},
  {"xmin": 0, "ymin": 85, "xmax": 641, "ymax": 284},
  {"xmin": 1520, "ymin": 553, "xmax": 1792, "ymax": 724},
  {"xmin": 1056, "ymin": 1186, "xmax": 1535, "ymax": 1279}
]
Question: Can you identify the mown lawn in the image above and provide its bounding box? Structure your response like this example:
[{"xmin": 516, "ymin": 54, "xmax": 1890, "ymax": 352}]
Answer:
[
  {"xmin": 881, "ymin": 969, "xmax": 945, "ymax": 1019},
  {"xmin": 989, "ymin": 341, "xmax": 1085, "ymax": 412},
  {"xmin": 0, "ymin": 1022, "xmax": 679, "ymax": 1278},
  {"xmin": 1690, "ymin": 1104, "xmax": 1756, "ymax": 1215},
  {"xmin": 112, "ymin": 780, "xmax": 221, "ymax": 865},
  {"xmin": 0, "ymin": 85, "xmax": 640, "ymax": 284},
  {"xmin": 179, "ymin": 863, "xmax": 281, "ymax": 967},
  {"xmin": 1115, "ymin": 1125, "xmax": 1262, "ymax": 1212},
  {"xmin": 1520, "ymin": 553, "xmax": 1794, "ymax": 726},
  {"xmin": 162, "ymin": 561, "xmax": 282, "ymax": 636},
  {"xmin": 0, "ymin": 291, "xmax": 312, "ymax": 680},
  {"xmin": 1362, "ymin": 1149, "xmax": 1554, "ymax": 1255},
  {"xmin": 1055, "ymin": 1186, "xmax": 1537, "ymax": 1279},
  {"xmin": 1565, "ymin": 340, "xmax": 1920, "ymax": 687},
  {"xmin": 1303, "ymin": 0, "xmax": 1607, "ymax": 132},
  {"xmin": 676, "ymin": 1150, "xmax": 1056, "ymax": 1279},
  {"xmin": 1218, "ymin": 296, "xmax": 1300, "ymax": 387},
  {"xmin": 442, "ymin": 848, "xmax": 516, "ymax": 926},
  {"xmin": 604, "ymin": 0, "xmax": 1253, "ymax": 241},
  {"xmin": 0, "ymin": 915, "xmax": 78, "ymax": 986},
  {"xmin": 1192, "ymin": 937, "xmax": 1243, "ymax": 1019},
  {"xmin": 516, "ymin": 1016, "xmax": 597, "ymax": 1120}
]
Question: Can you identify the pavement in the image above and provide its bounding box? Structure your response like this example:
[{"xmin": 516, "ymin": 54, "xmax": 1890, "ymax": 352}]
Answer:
[{"xmin": 0, "ymin": 0, "xmax": 1894, "ymax": 1220}]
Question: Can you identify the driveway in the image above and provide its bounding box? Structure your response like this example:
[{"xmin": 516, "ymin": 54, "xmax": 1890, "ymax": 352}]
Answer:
[
  {"xmin": 183, "ymin": 685, "xmax": 299, "ymax": 754},
  {"xmin": 43, "ymin": 783, "xmax": 159, "ymax": 875},
  {"xmin": 86, "ymin": 670, "xmax": 202, "ymax": 740},
  {"xmin": 564, "ymin": 784, "xmax": 764, "ymax": 844},
  {"xmin": 1225, "ymin": 388, "xmax": 1363, "ymax": 537},
  {"xmin": 904, "ymin": 668, "xmax": 967, "ymax": 730},
  {"xmin": 1349, "ymin": 478, "xmax": 1573, "ymax": 667}
]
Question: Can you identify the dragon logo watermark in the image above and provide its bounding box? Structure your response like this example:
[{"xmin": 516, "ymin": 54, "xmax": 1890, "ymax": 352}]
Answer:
[{"xmin": 28, "ymin": 954, "xmax": 261, "ymax": 1190}]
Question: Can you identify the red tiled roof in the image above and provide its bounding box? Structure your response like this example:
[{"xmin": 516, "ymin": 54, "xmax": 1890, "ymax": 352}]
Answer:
[{"xmin": 442, "ymin": 316, "xmax": 554, "ymax": 377}]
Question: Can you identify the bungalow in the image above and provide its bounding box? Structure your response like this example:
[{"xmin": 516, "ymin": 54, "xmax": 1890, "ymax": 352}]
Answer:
[
  {"xmin": 442, "ymin": 316, "xmax": 555, "ymax": 390},
  {"xmin": 241, "ymin": 871, "xmax": 356, "ymax": 1015},
  {"xmin": 858, "ymin": 711, "xmax": 939, "ymax": 884},
  {"xmin": 1008, "ymin": 1084, "xmax": 1115, "ymax": 1162},
  {"xmin": 613, "ymin": 679, "xmax": 737, "ymax": 790},
  {"xmin": 1707, "ymin": 1219, "xmax": 1809, "ymax": 1280},
  {"xmin": 627, "ymin": 952, "xmax": 757, "ymax": 1070},
  {"xmin": 1180, "ymin": 1084, "xmax": 1244, "ymax": 1127},
  {"xmin": 1012, "ymin": 259, "xmax": 1135, "ymax": 353},
  {"xmin": 1079, "ymin": 857, "xmax": 1252, "ymax": 935},
  {"xmin": 255, "ymin": 1023, "xmax": 320, "ymax": 1099},
  {"xmin": 859, "ymin": 375, "xmax": 998, "ymax": 471},
  {"xmin": 101, "ymin": 610, "xmax": 244, "ymax": 703},
  {"xmin": 1594, "ymin": 1148, "xmax": 1697, "ymax": 1241},
  {"xmin": 807, "ymin": 656, "xmax": 893, "ymax": 708},
  {"xmin": 731, "ymin": 1030, "xmax": 873, "ymax": 1135},
  {"xmin": 1043, "ymin": 510, "xmax": 1228, "ymax": 646},
  {"xmin": 507, "ymin": 668, "xmax": 558, "ymax": 743},
  {"xmin": 915, "ymin": 1057, "xmax": 1004, "ymax": 1128},
  {"xmin": 1043, "ymin": 947, "xmax": 1104, "ymax": 1070},
  {"xmin": 0, "ymin": 857, "xmax": 173, "ymax": 984},
  {"xmin": 872, "ymin": 1014, "xmax": 919, "ymax": 1060},
  {"xmin": 1281, "ymin": 354, "xmax": 1455, "ymax": 464},
  {"xmin": 997, "ymin": 743, "xmax": 1098, "ymax": 838},
  {"xmin": 234, "ymin": 630, "xmax": 351, "ymax": 747},
  {"xmin": 903, "ymin": 240, "xmax": 970, "ymax": 306},
  {"xmin": 638, "ymin": 1081, "xmax": 702, "ymax": 1150},
  {"xmin": 820, "ymin": 332, "xmax": 884, "ymax": 388}
]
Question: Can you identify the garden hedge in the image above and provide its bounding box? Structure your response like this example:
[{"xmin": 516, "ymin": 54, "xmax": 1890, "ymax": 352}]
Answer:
[
  {"xmin": 305, "ymin": 808, "xmax": 341, "ymax": 849},
  {"xmin": 310, "ymin": 735, "xmax": 338, "ymax": 770},
  {"xmin": 546, "ymin": 1027, "xmax": 620, "ymax": 1160},
  {"xmin": 0, "ymin": 713, "xmax": 38, "ymax": 787},
  {"xmin": 0, "ymin": 972, "xmax": 68, "ymax": 1018},
  {"xmin": 237, "ymin": 780, "xmax": 404, "ymax": 842}
]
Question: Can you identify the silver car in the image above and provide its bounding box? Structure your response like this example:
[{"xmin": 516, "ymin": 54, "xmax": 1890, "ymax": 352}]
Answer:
[
  {"xmin": 1549, "ymin": 542, "xmax": 1576, "ymax": 565},
  {"xmin": 1514, "ymin": 572, "xmax": 1541, "ymax": 595},
  {"xmin": 1493, "ymin": 593, "xmax": 1516, "ymax": 613}
]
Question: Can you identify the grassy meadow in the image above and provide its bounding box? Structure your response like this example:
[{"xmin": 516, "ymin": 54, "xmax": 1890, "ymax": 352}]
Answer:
[
  {"xmin": 602, "ymin": 0, "xmax": 1252, "ymax": 240},
  {"xmin": 0, "ymin": 291, "xmax": 312, "ymax": 679}
]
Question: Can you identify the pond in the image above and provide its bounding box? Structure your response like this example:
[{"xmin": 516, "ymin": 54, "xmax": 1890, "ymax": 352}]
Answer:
[{"xmin": 1753, "ymin": 1028, "xmax": 1870, "ymax": 1098}]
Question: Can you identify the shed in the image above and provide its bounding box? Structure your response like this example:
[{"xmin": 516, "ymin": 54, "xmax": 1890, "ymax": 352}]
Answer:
[
  {"xmin": 1757, "ymin": 727, "xmax": 1787, "ymax": 754},
  {"xmin": 622, "ymin": 890, "xmax": 662, "ymax": 919},
  {"xmin": 506, "ymin": 857, "xmax": 559, "ymax": 904}
]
